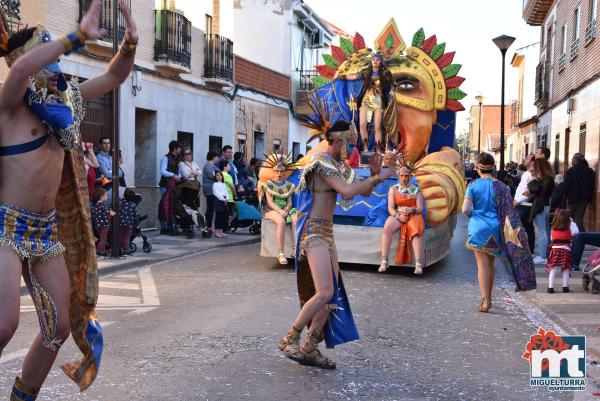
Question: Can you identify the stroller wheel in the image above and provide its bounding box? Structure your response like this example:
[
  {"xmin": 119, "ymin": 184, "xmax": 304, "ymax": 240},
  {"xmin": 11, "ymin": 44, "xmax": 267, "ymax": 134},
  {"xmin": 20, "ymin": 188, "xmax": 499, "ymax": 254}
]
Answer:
[
  {"xmin": 593, "ymin": 279, "xmax": 600, "ymax": 294},
  {"xmin": 228, "ymin": 226, "xmax": 238, "ymax": 233},
  {"xmin": 143, "ymin": 242, "xmax": 152, "ymax": 253},
  {"xmin": 129, "ymin": 242, "xmax": 137, "ymax": 253},
  {"xmin": 583, "ymin": 275, "xmax": 591, "ymax": 292},
  {"xmin": 249, "ymin": 225, "xmax": 258, "ymax": 235}
]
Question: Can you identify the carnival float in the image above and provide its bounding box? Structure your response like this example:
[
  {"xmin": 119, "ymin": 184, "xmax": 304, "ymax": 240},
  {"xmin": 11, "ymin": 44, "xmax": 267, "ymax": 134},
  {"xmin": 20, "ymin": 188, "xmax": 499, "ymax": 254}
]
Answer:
[{"xmin": 260, "ymin": 19, "xmax": 466, "ymax": 270}]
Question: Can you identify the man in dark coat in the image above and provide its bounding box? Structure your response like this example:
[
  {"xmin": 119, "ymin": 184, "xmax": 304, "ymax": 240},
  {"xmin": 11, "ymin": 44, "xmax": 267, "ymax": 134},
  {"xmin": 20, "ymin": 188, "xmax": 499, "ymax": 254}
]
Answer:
[{"xmin": 564, "ymin": 153, "xmax": 596, "ymax": 231}]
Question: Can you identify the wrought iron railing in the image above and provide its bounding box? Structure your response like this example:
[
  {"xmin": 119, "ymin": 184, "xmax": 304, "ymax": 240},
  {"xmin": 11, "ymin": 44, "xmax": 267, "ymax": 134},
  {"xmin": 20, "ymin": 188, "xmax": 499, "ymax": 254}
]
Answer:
[
  {"xmin": 79, "ymin": 0, "xmax": 128, "ymax": 43},
  {"xmin": 570, "ymin": 39, "xmax": 580, "ymax": 60},
  {"xmin": 154, "ymin": 9, "xmax": 191, "ymax": 69},
  {"xmin": 511, "ymin": 100, "xmax": 522, "ymax": 129},
  {"xmin": 585, "ymin": 20, "xmax": 597, "ymax": 45},
  {"xmin": 298, "ymin": 70, "xmax": 319, "ymax": 91},
  {"xmin": 0, "ymin": 0, "xmax": 21, "ymax": 32},
  {"xmin": 204, "ymin": 33, "xmax": 233, "ymax": 81}
]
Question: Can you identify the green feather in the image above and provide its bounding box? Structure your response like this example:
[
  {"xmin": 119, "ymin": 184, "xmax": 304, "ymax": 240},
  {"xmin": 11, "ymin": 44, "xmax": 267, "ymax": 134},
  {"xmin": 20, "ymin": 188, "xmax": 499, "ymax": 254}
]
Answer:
[
  {"xmin": 340, "ymin": 37, "xmax": 355, "ymax": 56},
  {"xmin": 322, "ymin": 54, "xmax": 339, "ymax": 69},
  {"xmin": 443, "ymin": 64, "xmax": 461, "ymax": 79},
  {"xmin": 412, "ymin": 28, "xmax": 425, "ymax": 48},
  {"xmin": 447, "ymin": 88, "xmax": 467, "ymax": 100},
  {"xmin": 429, "ymin": 43, "xmax": 446, "ymax": 60},
  {"xmin": 312, "ymin": 76, "xmax": 331, "ymax": 88}
]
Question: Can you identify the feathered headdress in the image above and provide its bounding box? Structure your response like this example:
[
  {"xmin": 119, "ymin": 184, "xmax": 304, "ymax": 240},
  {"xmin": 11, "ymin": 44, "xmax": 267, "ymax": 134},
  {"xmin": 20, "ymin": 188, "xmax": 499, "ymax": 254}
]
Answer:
[{"xmin": 263, "ymin": 152, "xmax": 296, "ymax": 172}]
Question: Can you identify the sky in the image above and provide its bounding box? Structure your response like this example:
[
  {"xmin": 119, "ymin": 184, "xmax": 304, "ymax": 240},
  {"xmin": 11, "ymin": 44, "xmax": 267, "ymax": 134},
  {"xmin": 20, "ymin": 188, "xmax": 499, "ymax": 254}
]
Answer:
[{"xmin": 304, "ymin": 0, "xmax": 540, "ymax": 133}]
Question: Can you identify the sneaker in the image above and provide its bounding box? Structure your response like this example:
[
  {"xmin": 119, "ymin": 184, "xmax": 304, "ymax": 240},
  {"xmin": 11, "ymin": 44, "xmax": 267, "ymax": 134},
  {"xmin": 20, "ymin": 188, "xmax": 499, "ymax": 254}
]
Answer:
[{"xmin": 533, "ymin": 256, "xmax": 547, "ymax": 265}]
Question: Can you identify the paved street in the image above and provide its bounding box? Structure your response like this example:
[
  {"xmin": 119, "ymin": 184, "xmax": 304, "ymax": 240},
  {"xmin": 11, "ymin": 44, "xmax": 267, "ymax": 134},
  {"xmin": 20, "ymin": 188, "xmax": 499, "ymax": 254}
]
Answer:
[{"xmin": 2, "ymin": 217, "xmax": 600, "ymax": 400}]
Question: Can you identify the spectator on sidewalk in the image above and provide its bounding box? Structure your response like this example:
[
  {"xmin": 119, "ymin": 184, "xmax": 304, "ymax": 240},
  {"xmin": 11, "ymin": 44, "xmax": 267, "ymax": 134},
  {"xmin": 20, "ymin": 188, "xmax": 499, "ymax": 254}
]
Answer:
[
  {"xmin": 158, "ymin": 140, "xmax": 182, "ymax": 233},
  {"xmin": 96, "ymin": 136, "xmax": 112, "ymax": 181},
  {"xmin": 84, "ymin": 142, "xmax": 100, "ymax": 201},
  {"xmin": 527, "ymin": 158, "xmax": 554, "ymax": 263},
  {"xmin": 247, "ymin": 157, "xmax": 259, "ymax": 186},
  {"xmin": 118, "ymin": 188, "xmax": 139, "ymax": 255},
  {"xmin": 535, "ymin": 146, "xmax": 551, "ymax": 160},
  {"xmin": 564, "ymin": 153, "xmax": 595, "ymax": 232},
  {"xmin": 212, "ymin": 171, "xmax": 229, "ymax": 238},
  {"xmin": 92, "ymin": 188, "xmax": 115, "ymax": 257},
  {"xmin": 179, "ymin": 147, "xmax": 202, "ymax": 181},
  {"xmin": 514, "ymin": 153, "xmax": 536, "ymax": 253},
  {"xmin": 218, "ymin": 159, "xmax": 237, "ymax": 231},
  {"xmin": 571, "ymin": 231, "xmax": 600, "ymax": 271},
  {"xmin": 202, "ymin": 151, "xmax": 219, "ymax": 233},
  {"xmin": 219, "ymin": 145, "xmax": 238, "ymax": 185}
]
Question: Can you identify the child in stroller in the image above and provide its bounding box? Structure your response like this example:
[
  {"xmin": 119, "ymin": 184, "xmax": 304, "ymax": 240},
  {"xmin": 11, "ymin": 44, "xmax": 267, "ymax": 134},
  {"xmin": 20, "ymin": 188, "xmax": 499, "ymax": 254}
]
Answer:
[
  {"xmin": 173, "ymin": 180, "xmax": 209, "ymax": 239},
  {"xmin": 228, "ymin": 193, "xmax": 262, "ymax": 235}
]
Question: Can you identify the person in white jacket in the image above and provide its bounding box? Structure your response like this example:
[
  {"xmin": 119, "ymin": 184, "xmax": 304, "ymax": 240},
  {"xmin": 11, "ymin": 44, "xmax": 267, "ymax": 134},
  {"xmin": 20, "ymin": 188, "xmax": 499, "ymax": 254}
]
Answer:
[
  {"xmin": 212, "ymin": 171, "xmax": 229, "ymax": 238},
  {"xmin": 514, "ymin": 154, "xmax": 535, "ymax": 253}
]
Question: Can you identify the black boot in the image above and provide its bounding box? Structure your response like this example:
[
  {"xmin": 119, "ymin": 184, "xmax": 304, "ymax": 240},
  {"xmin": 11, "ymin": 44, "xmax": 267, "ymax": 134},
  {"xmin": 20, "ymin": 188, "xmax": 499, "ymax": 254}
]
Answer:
[
  {"xmin": 563, "ymin": 287, "xmax": 570, "ymax": 293},
  {"xmin": 547, "ymin": 288, "xmax": 554, "ymax": 294}
]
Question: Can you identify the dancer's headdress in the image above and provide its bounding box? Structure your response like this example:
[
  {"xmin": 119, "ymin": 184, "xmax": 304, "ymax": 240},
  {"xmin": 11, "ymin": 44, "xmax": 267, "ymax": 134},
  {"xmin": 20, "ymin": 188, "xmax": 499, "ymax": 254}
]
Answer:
[{"xmin": 263, "ymin": 152, "xmax": 296, "ymax": 172}]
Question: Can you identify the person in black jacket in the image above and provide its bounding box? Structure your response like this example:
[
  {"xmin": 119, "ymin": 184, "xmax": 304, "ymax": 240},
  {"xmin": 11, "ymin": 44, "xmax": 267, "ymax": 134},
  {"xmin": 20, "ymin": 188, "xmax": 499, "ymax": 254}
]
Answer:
[
  {"xmin": 527, "ymin": 158, "xmax": 555, "ymax": 263},
  {"xmin": 564, "ymin": 153, "xmax": 595, "ymax": 231}
]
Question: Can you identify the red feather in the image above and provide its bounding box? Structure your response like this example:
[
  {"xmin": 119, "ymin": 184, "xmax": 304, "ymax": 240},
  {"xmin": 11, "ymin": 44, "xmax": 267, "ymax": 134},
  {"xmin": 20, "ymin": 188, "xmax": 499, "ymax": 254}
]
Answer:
[
  {"xmin": 316, "ymin": 64, "xmax": 336, "ymax": 80},
  {"xmin": 436, "ymin": 51, "xmax": 455, "ymax": 69},
  {"xmin": 445, "ymin": 76, "xmax": 465, "ymax": 89},
  {"xmin": 331, "ymin": 45, "xmax": 347, "ymax": 63},
  {"xmin": 446, "ymin": 99, "xmax": 465, "ymax": 112},
  {"xmin": 353, "ymin": 32, "xmax": 366, "ymax": 50},
  {"xmin": 421, "ymin": 35, "xmax": 437, "ymax": 54}
]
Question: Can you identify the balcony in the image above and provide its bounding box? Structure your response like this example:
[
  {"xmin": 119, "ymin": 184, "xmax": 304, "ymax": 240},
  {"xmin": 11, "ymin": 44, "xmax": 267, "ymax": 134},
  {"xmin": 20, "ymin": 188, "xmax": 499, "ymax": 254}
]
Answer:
[
  {"xmin": 511, "ymin": 101, "xmax": 522, "ymax": 129},
  {"xmin": 79, "ymin": 0, "xmax": 128, "ymax": 49},
  {"xmin": 570, "ymin": 39, "xmax": 580, "ymax": 60},
  {"xmin": 522, "ymin": 0, "xmax": 553, "ymax": 26},
  {"xmin": 585, "ymin": 20, "xmax": 597, "ymax": 46},
  {"xmin": 295, "ymin": 70, "xmax": 319, "ymax": 115},
  {"xmin": 154, "ymin": 9, "xmax": 191, "ymax": 73},
  {"xmin": 204, "ymin": 33, "xmax": 233, "ymax": 87},
  {"xmin": 534, "ymin": 61, "xmax": 550, "ymax": 109},
  {"xmin": 558, "ymin": 53, "xmax": 567, "ymax": 72}
]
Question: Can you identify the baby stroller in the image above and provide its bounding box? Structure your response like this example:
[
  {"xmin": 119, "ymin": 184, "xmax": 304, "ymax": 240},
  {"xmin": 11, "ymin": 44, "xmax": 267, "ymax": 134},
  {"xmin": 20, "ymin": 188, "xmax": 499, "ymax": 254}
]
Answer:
[
  {"xmin": 129, "ymin": 213, "xmax": 153, "ymax": 254},
  {"xmin": 228, "ymin": 194, "xmax": 262, "ymax": 235},
  {"xmin": 582, "ymin": 249, "xmax": 600, "ymax": 293},
  {"xmin": 173, "ymin": 180, "xmax": 210, "ymax": 239}
]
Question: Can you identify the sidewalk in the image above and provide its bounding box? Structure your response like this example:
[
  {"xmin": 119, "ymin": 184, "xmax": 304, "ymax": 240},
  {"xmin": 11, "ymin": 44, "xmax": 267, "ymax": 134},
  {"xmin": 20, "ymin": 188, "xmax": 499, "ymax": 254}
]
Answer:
[{"xmin": 524, "ymin": 244, "xmax": 600, "ymax": 358}]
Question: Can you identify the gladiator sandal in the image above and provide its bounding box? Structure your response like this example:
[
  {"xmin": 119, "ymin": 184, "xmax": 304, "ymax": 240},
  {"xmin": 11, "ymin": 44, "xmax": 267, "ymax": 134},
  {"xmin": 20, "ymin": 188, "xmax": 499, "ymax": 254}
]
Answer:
[
  {"xmin": 298, "ymin": 330, "xmax": 336, "ymax": 369},
  {"xmin": 277, "ymin": 249, "xmax": 288, "ymax": 265},
  {"xmin": 10, "ymin": 376, "xmax": 39, "ymax": 401},
  {"xmin": 378, "ymin": 257, "xmax": 389, "ymax": 273},
  {"xmin": 479, "ymin": 296, "xmax": 492, "ymax": 313},
  {"xmin": 278, "ymin": 325, "xmax": 302, "ymax": 357}
]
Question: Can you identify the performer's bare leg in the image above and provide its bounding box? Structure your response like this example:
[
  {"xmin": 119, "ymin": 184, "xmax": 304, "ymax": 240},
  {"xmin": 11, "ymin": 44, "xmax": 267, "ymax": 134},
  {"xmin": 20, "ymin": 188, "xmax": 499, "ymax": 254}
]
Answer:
[
  {"xmin": 265, "ymin": 210, "xmax": 287, "ymax": 264},
  {"xmin": 0, "ymin": 247, "xmax": 22, "ymax": 358},
  {"xmin": 359, "ymin": 108, "xmax": 369, "ymax": 148},
  {"xmin": 20, "ymin": 255, "xmax": 71, "ymax": 390},
  {"xmin": 373, "ymin": 110, "xmax": 384, "ymax": 151},
  {"xmin": 290, "ymin": 213, "xmax": 298, "ymax": 247},
  {"xmin": 379, "ymin": 217, "xmax": 400, "ymax": 272},
  {"xmin": 474, "ymin": 251, "xmax": 494, "ymax": 312},
  {"xmin": 412, "ymin": 235, "xmax": 424, "ymax": 275}
]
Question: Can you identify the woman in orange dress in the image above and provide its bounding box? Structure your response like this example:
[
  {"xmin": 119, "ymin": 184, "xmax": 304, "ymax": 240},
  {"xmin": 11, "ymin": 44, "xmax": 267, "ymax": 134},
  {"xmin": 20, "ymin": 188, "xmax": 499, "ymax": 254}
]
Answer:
[{"xmin": 379, "ymin": 165, "xmax": 425, "ymax": 274}]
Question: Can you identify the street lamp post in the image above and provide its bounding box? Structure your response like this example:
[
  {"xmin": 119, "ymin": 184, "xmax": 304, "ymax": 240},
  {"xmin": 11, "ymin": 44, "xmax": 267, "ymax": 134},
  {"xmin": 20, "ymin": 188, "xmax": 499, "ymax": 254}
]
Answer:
[
  {"xmin": 492, "ymin": 34, "xmax": 516, "ymax": 174},
  {"xmin": 110, "ymin": 0, "xmax": 121, "ymax": 258},
  {"xmin": 475, "ymin": 94, "xmax": 484, "ymax": 156}
]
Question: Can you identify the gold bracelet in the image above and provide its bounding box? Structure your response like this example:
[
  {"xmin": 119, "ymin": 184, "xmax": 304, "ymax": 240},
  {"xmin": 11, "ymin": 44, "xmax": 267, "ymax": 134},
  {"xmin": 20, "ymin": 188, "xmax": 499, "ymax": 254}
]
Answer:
[{"xmin": 120, "ymin": 39, "xmax": 138, "ymax": 57}]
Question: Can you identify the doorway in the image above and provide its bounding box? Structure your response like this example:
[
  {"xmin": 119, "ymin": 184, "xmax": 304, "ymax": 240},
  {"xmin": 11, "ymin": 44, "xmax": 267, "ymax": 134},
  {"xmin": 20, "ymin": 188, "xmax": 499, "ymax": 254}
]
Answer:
[
  {"xmin": 254, "ymin": 131, "xmax": 265, "ymax": 158},
  {"xmin": 135, "ymin": 108, "xmax": 157, "ymax": 187}
]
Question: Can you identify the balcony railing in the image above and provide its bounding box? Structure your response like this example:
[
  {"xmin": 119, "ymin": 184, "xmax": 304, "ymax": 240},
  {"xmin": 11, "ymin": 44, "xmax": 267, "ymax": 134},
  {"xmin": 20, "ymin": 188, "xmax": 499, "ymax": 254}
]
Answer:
[
  {"xmin": 511, "ymin": 100, "xmax": 522, "ymax": 129},
  {"xmin": 204, "ymin": 33, "xmax": 233, "ymax": 82},
  {"xmin": 154, "ymin": 9, "xmax": 191, "ymax": 69},
  {"xmin": 558, "ymin": 53, "xmax": 567, "ymax": 72},
  {"xmin": 585, "ymin": 20, "xmax": 597, "ymax": 46},
  {"xmin": 79, "ymin": 0, "xmax": 128, "ymax": 43},
  {"xmin": 298, "ymin": 70, "xmax": 319, "ymax": 91},
  {"xmin": 534, "ymin": 61, "xmax": 550, "ymax": 108},
  {"xmin": 570, "ymin": 39, "xmax": 580, "ymax": 60},
  {"xmin": 0, "ymin": 0, "xmax": 21, "ymax": 32}
]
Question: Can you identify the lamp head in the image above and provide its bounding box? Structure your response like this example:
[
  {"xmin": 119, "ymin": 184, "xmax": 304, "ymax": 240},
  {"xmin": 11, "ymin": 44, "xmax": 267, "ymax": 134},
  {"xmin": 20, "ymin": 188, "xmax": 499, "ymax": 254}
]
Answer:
[
  {"xmin": 492, "ymin": 34, "xmax": 516, "ymax": 53},
  {"xmin": 475, "ymin": 94, "xmax": 484, "ymax": 104}
]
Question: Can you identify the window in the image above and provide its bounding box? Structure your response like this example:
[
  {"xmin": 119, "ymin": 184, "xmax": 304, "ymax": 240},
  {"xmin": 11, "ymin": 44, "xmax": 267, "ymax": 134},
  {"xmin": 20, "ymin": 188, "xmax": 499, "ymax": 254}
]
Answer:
[
  {"xmin": 591, "ymin": 0, "xmax": 597, "ymax": 22},
  {"xmin": 575, "ymin": 6, "xmax": 581, "ymax": 40},
  {"xmin": 273, "ymin": 139, "xmax": 281, "ymax": 153},
  {"xmin": 177, "ymin": 131, "xmax": 193, "ymax": 154},
  {"xmin": 580, "ymin": 123, "xmax": 587, "ymax": 154},
  {"xmin": 237, "ymin": 133, "xmax": 247, "ymax": 158},
  {"xmin": 208, "ymin": 135, "xmax": 222, "ymax": 154},
  {"xmin": 562, "ymin": 24, "xmax": 568, "ymax": 53}
]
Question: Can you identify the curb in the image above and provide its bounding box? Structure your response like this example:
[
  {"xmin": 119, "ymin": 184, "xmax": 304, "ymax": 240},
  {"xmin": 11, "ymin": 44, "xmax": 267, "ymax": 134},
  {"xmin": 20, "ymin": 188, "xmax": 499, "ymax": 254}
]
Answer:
[{"xmin": 20, "ymin": 237, "xmax": 260, "ymax": 295}]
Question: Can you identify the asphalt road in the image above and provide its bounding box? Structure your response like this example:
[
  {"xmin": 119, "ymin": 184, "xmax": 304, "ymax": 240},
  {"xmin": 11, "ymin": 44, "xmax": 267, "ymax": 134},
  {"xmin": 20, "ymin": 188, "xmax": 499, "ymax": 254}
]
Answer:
[{"xmin": 0, "ymin": 217, "xmax": 595, "ymax": 400}]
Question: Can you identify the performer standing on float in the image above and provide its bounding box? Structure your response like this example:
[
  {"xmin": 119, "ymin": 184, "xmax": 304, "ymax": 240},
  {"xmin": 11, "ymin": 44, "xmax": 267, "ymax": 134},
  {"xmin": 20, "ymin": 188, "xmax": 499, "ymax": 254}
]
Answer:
[
  {"xmin": 378, "ymin": 164, "xmax": 425, "ymax": 274},
  {"xmin": 261, "ymin": 153, "xmax": 298, "ymax": 265},
  {"xmin": 0, "ymin": 0, "xmax": 137, "ymax": 398},
  {"xmin": 277, "ymin": 98, "xmax": 393, "ymax": 369}
]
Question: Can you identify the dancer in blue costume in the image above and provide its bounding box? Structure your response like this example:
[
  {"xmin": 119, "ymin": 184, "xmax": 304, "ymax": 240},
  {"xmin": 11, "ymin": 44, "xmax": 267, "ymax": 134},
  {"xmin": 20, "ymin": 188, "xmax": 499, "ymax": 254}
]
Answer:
[
  {"xmin": 0, "ymin": 1, "xmax": 138, "ymax": 399},
  {"xmin": 278, "ymin": 94, "xmax": 393, "ymax": 369},
  {"xmin": 462, "ymin": 153, "xmax": 535, "ymax": 313}
]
